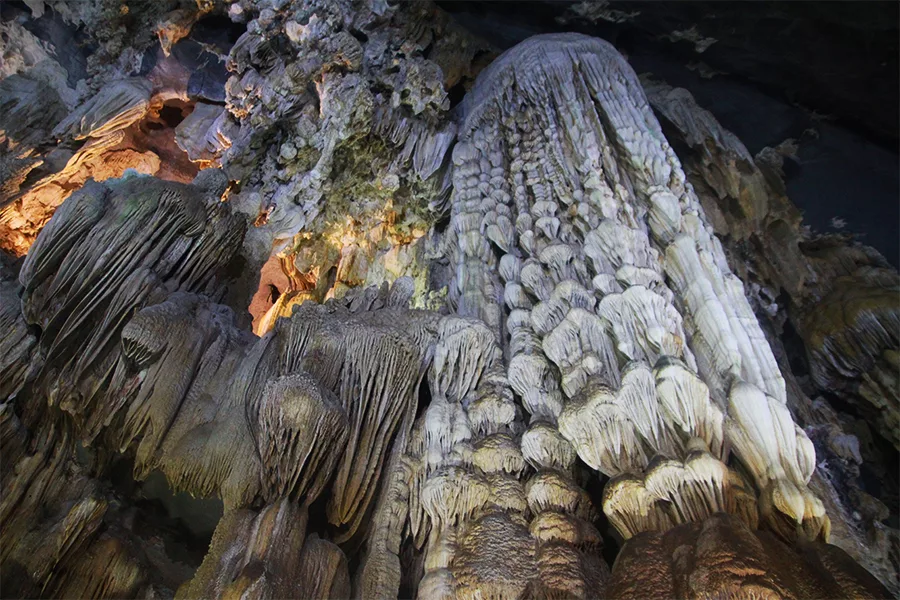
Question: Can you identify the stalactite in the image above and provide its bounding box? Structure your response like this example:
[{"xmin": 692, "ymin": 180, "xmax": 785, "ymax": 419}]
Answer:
[{"xmin": 1, "ymin": 6, "xmax": 895, "ymax": 599}]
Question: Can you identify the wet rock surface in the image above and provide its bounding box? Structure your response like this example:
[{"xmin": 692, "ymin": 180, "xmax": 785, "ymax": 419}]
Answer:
[{"xmin": 1, "ymin": 2, "xmax": 897, "ymax": 599}]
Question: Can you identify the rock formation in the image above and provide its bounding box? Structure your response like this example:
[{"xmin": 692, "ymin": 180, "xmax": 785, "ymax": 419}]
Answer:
[{"xmin": 1, "ymin": 1, "xmax": 896, "ymax": 599}]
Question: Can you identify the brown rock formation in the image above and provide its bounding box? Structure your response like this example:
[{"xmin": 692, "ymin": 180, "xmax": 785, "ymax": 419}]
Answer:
[
  {"xmin": 0, "ymin": 3, "xmax": 896, "ymax": 599},
  {"xmin": 608, "ymin": 513, "xmax": 889, "ymax": 599}
]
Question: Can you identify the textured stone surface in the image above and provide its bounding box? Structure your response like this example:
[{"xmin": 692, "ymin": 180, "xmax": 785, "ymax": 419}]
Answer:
[{"xmin": 0, "ymin": 3, "xmax": 897, "ymax": 600}]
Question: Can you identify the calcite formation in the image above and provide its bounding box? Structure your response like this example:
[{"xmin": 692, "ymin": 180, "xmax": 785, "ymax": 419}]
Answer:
[
  {"xmin": 1, "ymin": 3, "xmax": 897, "ymax": 600},
  {"xmin": 608, "ymin": 513, "xmax": 887, "ymax": 599},
  {"xmin": 642, "ymin": 76, "xmax": 899, "ymax": 590}
]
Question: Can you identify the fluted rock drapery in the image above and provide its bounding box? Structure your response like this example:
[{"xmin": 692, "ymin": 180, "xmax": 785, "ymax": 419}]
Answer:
[{"xmin": 0, "ymin": 13, "xmax": 895, "ymax": 600}]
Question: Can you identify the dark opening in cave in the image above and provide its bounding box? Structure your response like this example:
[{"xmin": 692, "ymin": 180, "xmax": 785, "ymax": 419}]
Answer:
[
  {"xmin": 306, "ymin": 485, "xmax": 331, "ymax": 545},
  {"xmin": 139, "ymin": 101, "xmax": 194, "ymax": 135},
  {"xmin": 577, "ymin": 458, "xmax": 621, "ymax": 566},
  {"xmin": 158, "ymin": 104, "xmax": 188, "ymax": 129},
  {"xmin": 778, "ymin": 310, "xmax": 810, "ymax": 378},
  {"xmin": 128, "ymin": 98, "xmax": 200, "ymax": 183},
  {"xmin": 107, "ymin": 454, "xmax": 223, "ymax": 571},
  {"xmin": 349, "ymin": 28, "xmax": 369, "ymax": 44},
  {"xmin": 447, "ymin": 81, "xmax": 467, "ymax": 109},
  {"xmin": 397, "ymin": 534, "xmax": 421, "ymax": 599},
  {"xmin": 817, "ymin": 388, "xmax": 900, "ymax": 527},
  {"xmin": 416, "ymin": 374, "xmax": 432, "ymax": 419},
  {"xmin": 190, "ymin": 13, "xmax": 247, "ymax": 48}
]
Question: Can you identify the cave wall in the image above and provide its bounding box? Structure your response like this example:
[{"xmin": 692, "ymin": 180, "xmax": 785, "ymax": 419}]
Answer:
[{"xmin": 0, "ymin": 1, "xmax": 897, "ymax": 599}]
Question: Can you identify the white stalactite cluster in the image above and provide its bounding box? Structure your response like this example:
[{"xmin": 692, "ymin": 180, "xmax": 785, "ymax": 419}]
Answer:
[
  {"xmin": 418, "ymin": 318, "xmax": 535, "ymax": 600},
  {"xmin": 445, "ymin": 32, "xmax": 828, "ymax": 559}
]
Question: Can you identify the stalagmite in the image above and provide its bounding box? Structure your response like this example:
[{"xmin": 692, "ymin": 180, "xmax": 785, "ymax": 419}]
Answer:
[
  {"xmin": 450, "ymin": 512, "xmax": 537, "ymax": 600},
  {"xmin": 607, "ymin": 513, "xmax": 888, "ymax": 599}
]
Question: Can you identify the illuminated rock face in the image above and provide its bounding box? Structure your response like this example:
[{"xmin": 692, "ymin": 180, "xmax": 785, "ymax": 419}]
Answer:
[
  {"xmin": 1, "ymin": 9, "xmax": 897, "ymax": 600},
  {"xmin": 607, "ymin": 513, "xmax": 888, "ymax": 600}
]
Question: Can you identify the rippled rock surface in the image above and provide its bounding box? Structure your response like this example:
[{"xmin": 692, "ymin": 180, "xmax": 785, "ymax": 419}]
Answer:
[{"xmin": 1, "ymin": 2, "xmax": 896, "ymax": 599}]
